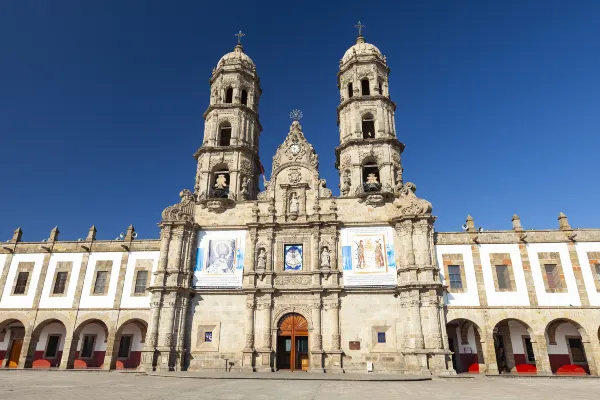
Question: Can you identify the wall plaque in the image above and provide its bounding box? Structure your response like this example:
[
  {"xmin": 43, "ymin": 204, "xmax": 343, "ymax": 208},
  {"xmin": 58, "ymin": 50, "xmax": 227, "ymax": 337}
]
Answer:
[{"xmin": 349, "ymin": 341, "xmax": 361, "ymax": 350}]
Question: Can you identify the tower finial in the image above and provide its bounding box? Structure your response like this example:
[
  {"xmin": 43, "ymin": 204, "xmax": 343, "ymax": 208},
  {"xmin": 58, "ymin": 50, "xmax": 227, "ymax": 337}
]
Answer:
[
  {"xmin": 289, "ymin": 109, "xmax": 303, "ymax": 121},
  {"xmin": 355, "ymin": 21, "xmax": 365, "ymax": 40},
  {"xmin": 235, "ymin": 30, "xmax": 245, "ymax": 46}
]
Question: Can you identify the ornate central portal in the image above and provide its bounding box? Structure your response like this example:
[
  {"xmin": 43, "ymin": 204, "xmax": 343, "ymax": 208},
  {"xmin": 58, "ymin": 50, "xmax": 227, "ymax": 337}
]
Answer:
[{"xmin": 276, "ymin": 313, "xmax": 309, "ymax": 371}]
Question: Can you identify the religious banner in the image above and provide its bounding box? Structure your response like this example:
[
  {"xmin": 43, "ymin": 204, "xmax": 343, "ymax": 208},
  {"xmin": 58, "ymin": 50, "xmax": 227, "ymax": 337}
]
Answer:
[
  {"xmin": 193, "ymin": 230, "xmax": 246, "ymax": 288},
  {"xmin": 284, "ymin": 244, "xmax": 303, "ymax": 271},
  {"xmin": 341, "ymin": 227, "xmax": 397, "ymax": 287}
]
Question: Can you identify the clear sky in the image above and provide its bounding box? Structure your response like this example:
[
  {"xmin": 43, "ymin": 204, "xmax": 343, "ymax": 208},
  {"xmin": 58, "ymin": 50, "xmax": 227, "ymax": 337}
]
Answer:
[{"xmin": 1, "ymin": 0, "xmax": 599, "ymax": 241}]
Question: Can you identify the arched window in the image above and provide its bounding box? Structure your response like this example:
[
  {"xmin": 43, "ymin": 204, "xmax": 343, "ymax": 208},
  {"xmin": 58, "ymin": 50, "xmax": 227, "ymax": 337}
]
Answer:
[
  {"xmin": 241, "ymin": 89, "xmax": 248, "ymax": 106},
  {"xmin": 347, "ymin": 83, "xmax": 353, "ymax": 98},
  {"xmin": 212, "ymin": 165, "xmax": 230, "ymax": 198},
  {"xmin": 378, "ymin": 80, "xmax": 383, "ymax": 94},
  {"xmin": 362, "ymin": 113, "xmax": 375, "ymax": 139},
  {"xmin": 219, "ymin": 122, "xmax": 232, "ymax": 146},
  {"xmin": 362, "ymin": 162, "xmax": 381, "ymax": 192},
  {"xmin": 225, "ymin": 87, "xmax": 233, "ymax": 104},
  {"xmin": 361, "ymin": 79, "xmax": 370, "ymax": 96}
]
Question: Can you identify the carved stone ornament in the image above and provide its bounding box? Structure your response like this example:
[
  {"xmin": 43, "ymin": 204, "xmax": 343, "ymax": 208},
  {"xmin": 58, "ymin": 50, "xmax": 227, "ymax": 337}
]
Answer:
[
  {"xmin": 313, "ymin": 334, "xmax": 322, "ymax": 351},
  {"xmin": 164, "ymin": 333, "xmax": 173, "ymax": 347},
  {"xmin": 263, "ymin": 333, "xmax": 272, "ymax": 348},
  {"xmin": 332, "ymin": 334, "xmax": 341, "ymax": 350},
  {"xmin": 288, "ymin": 167, "xmax": 302, "ymax": 184},
  {"xmin": 364, "ymin": 194, "xmax": 385, "ymax": 207},
  {"xmin": 240, "ymin": 159, "xmax": 252, "ymax": 175},
  {"xmin": 274, "ymin": 275, "xmax": 312, "ymax": 286},
  {"xmin": 245, "ymin": 334, "xmax": 254, "ymax": 349},
  {"xmin": 393, "ymin": 182, "xmax": 432, "ymax": 216},
  {"xmin": 161, "ymin": 189, "xmax": 195, "ymax": 223}
]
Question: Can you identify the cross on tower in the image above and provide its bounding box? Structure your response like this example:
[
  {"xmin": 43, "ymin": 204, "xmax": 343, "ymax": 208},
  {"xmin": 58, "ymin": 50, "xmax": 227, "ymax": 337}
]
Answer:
[
  {"xmin": 355, "ymin": 21, "xmax": 365, "ymax": 37},
  {"xmin": 235, "ymin": 30, "xmax": 245, "ymax": 45}
]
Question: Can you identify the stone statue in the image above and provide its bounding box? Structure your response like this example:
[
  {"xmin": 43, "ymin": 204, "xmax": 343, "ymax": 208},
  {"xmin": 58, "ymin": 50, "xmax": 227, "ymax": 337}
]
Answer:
[
  {"xmin": 321, "ymin": 247, "xmax": 331, "ymax": 268},
  {"xmin": 240, "ymin": 176, "xmax": 250, "ymax": 199},
  {"xmin": 289, "ymin": 192, "xmax": 299, "ymax": 213},
  {"xmin": 257, "ymin": 248, "xmax": 266, "ymax": 270},
  {"xmin": 214, "ymin": 174, "xmax": 228, "ymax": 189},
  {"xmin": 340, "ymin": 172, "xmax": 351, "ymax": 196}
]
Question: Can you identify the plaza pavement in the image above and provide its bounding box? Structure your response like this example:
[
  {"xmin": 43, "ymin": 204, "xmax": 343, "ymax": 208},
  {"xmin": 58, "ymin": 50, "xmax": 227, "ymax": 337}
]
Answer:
[{"xmin": 0, "ymin": 370, "xmax": 599, "ymax": 399}]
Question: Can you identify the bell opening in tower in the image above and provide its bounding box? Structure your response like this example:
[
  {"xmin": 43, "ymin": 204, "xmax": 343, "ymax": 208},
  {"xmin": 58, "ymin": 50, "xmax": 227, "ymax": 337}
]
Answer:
[
  {"xmin": 362, "ymin": 164, "xmax": 381, "ymax": 192},
  {"xmin": 211, "ymin": 168, "xmax": 230, "ymax": 199},
  {"xmin": 225, "ymin": 87, "xmax": 233, "ymax": 104},
  {"xmin": 241, "ymin": 89, "xmax": 248, "ymax": 106},
  {"xmin": 219, "ymin": 123, "xmax": 232, "ymax": 146},
  {"xmin": 362, "ymin": 114, "xmax": 375, "ymax": 139},
  {"xmin": 347, "ymin": 83, "xmax": 353, "ymax": 98},
  {"xmin": 361, "ymin": 79, "xmax": 370, "ymax": 96}
]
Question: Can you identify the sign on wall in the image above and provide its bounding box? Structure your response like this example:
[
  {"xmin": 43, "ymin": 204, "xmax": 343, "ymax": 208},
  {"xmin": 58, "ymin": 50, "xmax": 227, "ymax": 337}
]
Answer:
[
  {"xmin": 341, "ymin": 227, "xmax": 397, "ymax": 287},
  {"xmin": 193, "ymin": 230, "xmax": 246, "ymax": 288}
]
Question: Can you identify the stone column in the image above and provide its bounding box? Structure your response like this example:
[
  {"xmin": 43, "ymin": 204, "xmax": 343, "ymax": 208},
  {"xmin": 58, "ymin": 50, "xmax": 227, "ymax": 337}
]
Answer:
[
  {"xmin": 247, "ymin": 229, "xmax": 257, "ymax": 274},
  {"xmin": 19, "ymin": 332, "xmax": 35, "ymax": 368},
  {"xmin": 327, "ymin": 297, "xmax": 343, "ymax": 373},
  {"xmin": 101, "ymin": 328, "xmax": 117, "ymax": 370},
  {"xmin": 532, "ymin": 334, "xmax": 552, "ymax": 375},
  {"xmin": 242, "ymin": 293, "xmax": 255, "ymax": 371},
  {"xmin": 59, "ymin": 335, "xmax": 78, "ymax": 370},
  {"xmin": 142, "ymin": 226, "xmax": 171, "ymax": 371},
  {"xmin": 256, "ymin": 295, "xmax": 273, "ymax": 372},
  {"xmin": 310, "ymin": 294, "xmax": 324, "ymax": 372},
  {"xmin": 483, "ymin": 332, "xmax": 499, "ymax": 374}
]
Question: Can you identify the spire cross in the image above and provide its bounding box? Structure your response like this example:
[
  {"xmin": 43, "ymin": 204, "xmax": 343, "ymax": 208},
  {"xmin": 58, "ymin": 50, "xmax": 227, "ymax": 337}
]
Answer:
[
  {"xmin": 355, "ymin": 21, "xmax": 365, "ymax": 37},
  {"xmin": 235, "ymin": 30, "xmax": 245, "ymax": 45}
]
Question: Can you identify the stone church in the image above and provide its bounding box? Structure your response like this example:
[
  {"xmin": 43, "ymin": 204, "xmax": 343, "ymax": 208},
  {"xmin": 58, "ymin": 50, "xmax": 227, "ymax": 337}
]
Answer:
[{"xmin": 1, "ymin": 28, "xmax": 599, "ymax": 376}]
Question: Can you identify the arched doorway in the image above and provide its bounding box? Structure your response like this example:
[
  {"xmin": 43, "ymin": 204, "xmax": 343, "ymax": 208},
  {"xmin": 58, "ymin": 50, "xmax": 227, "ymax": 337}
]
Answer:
[
  {"xmin": 446, "ymin": 318, "xmax": 485, "ymax": 373},
  {"xmin": 545, "ymin": 318, "xmax": 592, "ymax": 375},
  {"xmin": 493, "ymin": 319, "xmax": 536, "ymax": 374},
  {"xmin": 0, "ymin": 319, "xmax": 26, "ymax": 368},
  {"xmin": 110, "ymin": 319, "xmax": 147, "ymax": 370},
  {"xmin": 277, "ymin": 313, "xmax": 308, "ymax": 371}
]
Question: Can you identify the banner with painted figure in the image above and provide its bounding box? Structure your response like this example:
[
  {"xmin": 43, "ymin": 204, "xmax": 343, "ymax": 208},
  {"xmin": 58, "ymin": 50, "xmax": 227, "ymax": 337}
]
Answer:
[
  {"xmin": 193, "ymin": 230, "xmax": 246, "ymax": 288},
  {"xmin": 341, "ymin": 227, "xmax": 397, "ymax": 287}
]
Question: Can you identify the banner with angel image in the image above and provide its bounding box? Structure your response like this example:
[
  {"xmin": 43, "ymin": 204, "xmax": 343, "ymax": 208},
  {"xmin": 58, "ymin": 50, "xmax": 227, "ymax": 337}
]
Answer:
[{"xmin": 194, "ymin": 230, "xmax": 246, "ymax": 288}]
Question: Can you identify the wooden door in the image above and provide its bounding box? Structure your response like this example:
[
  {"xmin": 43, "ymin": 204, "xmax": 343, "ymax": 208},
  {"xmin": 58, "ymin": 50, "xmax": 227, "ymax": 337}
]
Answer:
[
  {"xmin": 277, "ymin": 313, "xmax": 308, "ymax": 371},
  {"xmin": 8, "ymin": 339, "xmax": 23, "ymax": 368}
]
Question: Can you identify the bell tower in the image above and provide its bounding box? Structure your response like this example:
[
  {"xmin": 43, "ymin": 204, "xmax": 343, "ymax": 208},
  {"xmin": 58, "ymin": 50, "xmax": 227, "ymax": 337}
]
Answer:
[
  {"xmin": 336, "ymin": 23, "xmax": 404, "ymax": 201},
  {"xmin": 194, "ymin": 31, "xmax": 263, "ymax": 202}
]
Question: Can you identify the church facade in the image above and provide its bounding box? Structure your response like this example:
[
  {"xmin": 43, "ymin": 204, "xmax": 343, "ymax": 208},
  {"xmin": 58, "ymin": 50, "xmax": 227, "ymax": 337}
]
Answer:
[{"xmin": 1, "ymin": 31, "xmax": 600, "ymax": 376}]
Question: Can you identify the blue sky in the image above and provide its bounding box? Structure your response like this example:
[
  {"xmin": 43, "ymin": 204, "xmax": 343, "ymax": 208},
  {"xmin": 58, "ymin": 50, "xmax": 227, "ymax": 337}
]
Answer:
[{"xmin": 1, "ymin": 0, "xmax": 599, "ymax": 241}]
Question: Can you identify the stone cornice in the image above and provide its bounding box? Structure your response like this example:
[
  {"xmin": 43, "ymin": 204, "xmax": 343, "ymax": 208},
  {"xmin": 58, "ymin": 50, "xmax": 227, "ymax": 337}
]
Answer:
[
  {"xmin": 337, "ymin": 58, "xmax": 390, "ymax": 80},
  {"xmin": 335, "ymin": 138, "xmax": 405, "ymax": 167},
  {"xmin": 0, "ymin": 239, "xmax": 160, "ymax": 255},
  {"xmin": 193, "ymin": 144, "xmax": 260, "ymax": 160},
  {"xmin": 202, "ymin": 104, "xmax": 263, "ymax": 132},
  {"xmin": 336, "ymin": 94, "xmax": 396, "ymax": 117}
]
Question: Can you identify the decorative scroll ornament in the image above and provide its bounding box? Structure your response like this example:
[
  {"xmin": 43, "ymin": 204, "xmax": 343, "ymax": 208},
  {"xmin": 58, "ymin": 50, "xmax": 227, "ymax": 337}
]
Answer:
[
  {"xmin": 161, "ymin": 189, "xmax": 195, "ymax": 223},
  {"xmin": 288, "ymin": 167, "xmax": 302, "ymax": 184},
  {"xmin": 393, "ymin": 182, "xmax": 432, "ymax": 216}
]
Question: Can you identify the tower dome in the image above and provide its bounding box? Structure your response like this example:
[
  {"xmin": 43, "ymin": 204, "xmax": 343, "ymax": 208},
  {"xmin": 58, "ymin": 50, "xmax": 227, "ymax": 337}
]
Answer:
[
  {"xmin": 216, "ymin": 44, "xmax": 255, "ymax": 71},
  {"xmin": 341, "ymin": 35, "xmax": 386, "ymax": 67}
]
